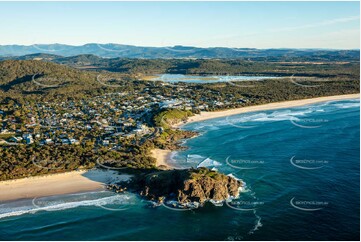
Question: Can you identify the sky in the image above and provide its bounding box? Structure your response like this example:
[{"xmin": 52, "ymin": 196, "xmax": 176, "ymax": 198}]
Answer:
[{"xmin": 0, "ymin": 1, "xmax": 359, "ymax": 49}]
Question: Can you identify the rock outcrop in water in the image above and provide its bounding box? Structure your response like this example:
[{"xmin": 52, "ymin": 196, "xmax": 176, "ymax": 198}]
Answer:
[{"xmin": 111, "ymin": 168, "xmax": 243, "ymax": 205}]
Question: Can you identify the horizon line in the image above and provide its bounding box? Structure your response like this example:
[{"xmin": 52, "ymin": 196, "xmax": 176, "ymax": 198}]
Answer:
[{"xmin": 0, "ymin": 43, "xmax": 359, "ymax": 51}]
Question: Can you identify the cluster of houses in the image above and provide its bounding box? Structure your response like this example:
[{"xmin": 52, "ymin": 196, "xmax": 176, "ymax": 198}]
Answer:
[
  {"xmin": 0, "ymin": 81, "xmax": 247, "ymax": 147},
  {"xmin": 9, "ymin": 133, "xmax": 34, "ymax": 144}
]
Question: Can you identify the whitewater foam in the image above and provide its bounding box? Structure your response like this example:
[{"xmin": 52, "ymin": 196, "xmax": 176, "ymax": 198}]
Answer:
[
  {"xmin": 197, "ymin": 157, "xmax": 222, "ymax": 168},
  {"xmin": 0, "ymin": 192, "xmax": 133, "ymax": 219}
]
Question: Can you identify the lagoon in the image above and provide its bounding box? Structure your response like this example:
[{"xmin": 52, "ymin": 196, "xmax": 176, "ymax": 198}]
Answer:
[{"xmin": 152, "ymin": 74, "xmax": 280, "ymax": 83}]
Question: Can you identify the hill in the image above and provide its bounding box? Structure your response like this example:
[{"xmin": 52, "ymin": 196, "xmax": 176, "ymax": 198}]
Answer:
[
  {"xmin": 0, "ymin": 60, "xmax": 115, "ymax": 102},
  {"xmin": 0, "ymin": 43, "xmax": 359, "ymax": 60}
]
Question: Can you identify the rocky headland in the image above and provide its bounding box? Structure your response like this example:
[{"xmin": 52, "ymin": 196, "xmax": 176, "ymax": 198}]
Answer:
[{"xmin": 107, "ymin": 167, "xmax": 243, "ymax": 207}]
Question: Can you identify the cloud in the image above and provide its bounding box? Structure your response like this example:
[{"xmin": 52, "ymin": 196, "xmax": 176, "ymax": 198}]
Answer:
[
  {"xmin": 270, "ymin": 15, "xmax": 360, "ymax": 33},
  {"xmin": 200, "ymin": 15, "xmax": 360, "ymax": 48}
]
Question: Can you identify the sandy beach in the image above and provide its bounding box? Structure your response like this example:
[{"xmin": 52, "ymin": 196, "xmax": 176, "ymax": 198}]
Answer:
[
  {"xmin": 151, "ymin": 148, "xmax": 173, "ymax": 169},
  {"xmin": 0, "ymin": 169, "xmax": 131, "ymax": 202},
  {"xmin": 174, "ymin": 94, "xmax": 360, "ymax": 128}
]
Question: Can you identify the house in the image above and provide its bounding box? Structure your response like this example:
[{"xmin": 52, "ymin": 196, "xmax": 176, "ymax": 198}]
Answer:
[
  {"xmin": 197, "ymin": 104, "xmax": 209, "ymax": 110},
  {"xmin": 111, "ymin": 132, "xmax": 125, "ymax": 137},
  {"xmin": 123, "ymin": 122, "xmax": 133, "ymax": 127},
  {"xmin": 105, "ymin": 126, "xmax": 116, "ymax": 131},
  {"xmin": 61, "ymin": 139, "xmax": 70, "ymax": 145},
  {"xmin": 23, "ymin": 134, "xmax": 33, "ymax": 139},
  {"xmin": 134, "ymin": 124, "xmax": 150, "ymax": 135},
  {"xmin": 123, "ymin": 133, "xmax": 135, "ymax": 138},
  {"xmin": 44, "ymin": 138, "xmax": 53, "ymax": 144},
  {"xmin": 101, "ymin": 140, "xmax": 109, "ymax": 146},
  {"xmin": 8, "ymin": 137, "xmax": 23, "ymax": 143},
  {"xmin": 59, "ymin": 134, "xmax": 68, "ymax": 139},
  {"xmin": 69, "ymin": 138, "xmax": 79, "ymax": 145},
  {"xmin": 25, "ymin": 137, "xmax": 34, "ymax": 144}
]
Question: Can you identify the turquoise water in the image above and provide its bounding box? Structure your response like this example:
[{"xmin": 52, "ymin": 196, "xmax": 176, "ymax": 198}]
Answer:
[
  {"xmin": 153, "ymin": 74, "xmax": 279, "ymax": 83},
  {"xmin": 0, "ymin": 99, "xmax": 359, "ymax": 240}
]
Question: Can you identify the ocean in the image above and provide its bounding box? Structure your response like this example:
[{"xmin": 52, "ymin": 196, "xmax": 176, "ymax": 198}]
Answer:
[{"xmin": 0, "ymin": 99, "xmax": 359, "ymax": 240}]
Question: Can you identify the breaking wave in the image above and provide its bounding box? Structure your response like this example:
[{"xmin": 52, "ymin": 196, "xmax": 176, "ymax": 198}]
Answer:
[
  {"xmin": 197, "ymin": 157, "xmax": 223, "ymax": 168},
  {"xmin": 0, "ymin": 192, "xmax": 134, "ymax": 219}
]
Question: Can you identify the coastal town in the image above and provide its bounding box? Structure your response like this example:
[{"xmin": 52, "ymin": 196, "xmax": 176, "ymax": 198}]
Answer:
[{"xmin": 0, "ymin": 79, "xmax": 247, "ymax": 149}]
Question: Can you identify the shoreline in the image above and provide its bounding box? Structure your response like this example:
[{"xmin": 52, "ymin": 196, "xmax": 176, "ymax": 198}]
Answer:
[
  {"xmin": 0, "ymin": 169, "xmax": 132, "ymax": 202},
  {"xmin": 1, "ymin": 94, "xmax": 359, "ymax": 203},
  {"xmin": 174, "ymin": 94, "xmax": 360, "ymax": 128}
]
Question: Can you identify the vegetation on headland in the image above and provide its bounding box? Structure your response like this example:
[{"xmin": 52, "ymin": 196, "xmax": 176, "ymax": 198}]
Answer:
[
  {"xmin": 109, "ymin": 167, "xmax": 243, "ymax": 205},
  {"xmin": 152, "ymin": 109, "xmax": 198, "ymax": 150},
  {"xmin": 154, "ymin": 109, "xmax": 194, "ymax": 129}
]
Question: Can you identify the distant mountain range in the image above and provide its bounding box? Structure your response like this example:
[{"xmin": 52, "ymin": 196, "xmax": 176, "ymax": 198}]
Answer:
[{"xmin": 0, "ymin": 43, "xmax": 359, "ymax": 59}]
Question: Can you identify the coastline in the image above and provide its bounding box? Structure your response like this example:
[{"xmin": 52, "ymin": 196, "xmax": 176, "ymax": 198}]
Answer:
[
  {"xmin": 0, "ymin": 169, "xmax": 131, "ymax": 202},
  {"xmin": 174, "ymin": 94, "xmax": 360, "ymax": 128},
  {"xmin": 2, "ymin": 94, "xmax": 359, "ymax": 203}
]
